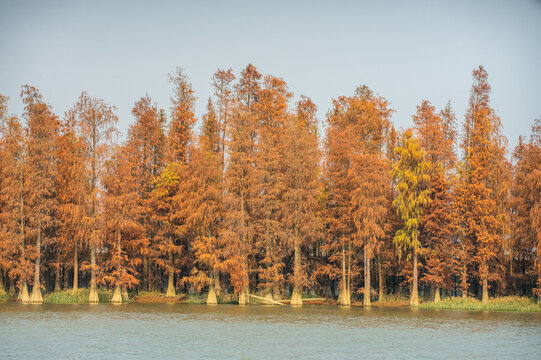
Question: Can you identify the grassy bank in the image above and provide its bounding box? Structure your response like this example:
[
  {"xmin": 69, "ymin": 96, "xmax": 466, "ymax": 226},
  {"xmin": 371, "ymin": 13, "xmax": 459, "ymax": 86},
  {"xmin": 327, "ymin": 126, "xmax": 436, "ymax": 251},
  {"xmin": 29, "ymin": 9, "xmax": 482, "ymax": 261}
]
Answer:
[
  {"xmin": 44, "ymin": 289, "xmax": 128, "ymax": 304},
  {"xmin": 0, "ymin": 289, "xmax": 9, "ymax": 302},
  {"xmin": 418, "ymin": 296, "xmax": 541, "ymax": 312}
]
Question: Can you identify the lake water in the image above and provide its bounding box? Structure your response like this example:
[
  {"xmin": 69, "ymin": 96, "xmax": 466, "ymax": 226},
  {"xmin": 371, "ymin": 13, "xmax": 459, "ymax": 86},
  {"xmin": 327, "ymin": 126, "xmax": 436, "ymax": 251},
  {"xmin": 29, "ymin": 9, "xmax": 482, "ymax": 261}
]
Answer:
[{"xmin": 1, "ymin": 303, "xmax": 540, "ymax": 359}]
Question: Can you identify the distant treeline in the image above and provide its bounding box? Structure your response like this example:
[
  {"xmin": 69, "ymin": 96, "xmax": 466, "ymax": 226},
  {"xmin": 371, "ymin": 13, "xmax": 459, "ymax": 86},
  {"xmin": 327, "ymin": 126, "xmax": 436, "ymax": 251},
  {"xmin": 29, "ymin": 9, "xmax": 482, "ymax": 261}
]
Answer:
[{"xmin": 0, "ymin": 64, "xmax": 539, "ymax": 306}]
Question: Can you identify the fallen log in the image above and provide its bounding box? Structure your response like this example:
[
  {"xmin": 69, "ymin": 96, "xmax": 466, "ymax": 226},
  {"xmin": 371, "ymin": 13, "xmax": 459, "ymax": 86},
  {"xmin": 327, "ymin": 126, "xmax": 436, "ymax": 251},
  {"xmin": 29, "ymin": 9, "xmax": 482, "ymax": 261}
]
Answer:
[
  {"xmin": 247, "ymin": 294, "xmax": 285, "ymax": 305},
  {"xmin": 281, "ymin": 298, "xmax": 327, "ymax": 304}
]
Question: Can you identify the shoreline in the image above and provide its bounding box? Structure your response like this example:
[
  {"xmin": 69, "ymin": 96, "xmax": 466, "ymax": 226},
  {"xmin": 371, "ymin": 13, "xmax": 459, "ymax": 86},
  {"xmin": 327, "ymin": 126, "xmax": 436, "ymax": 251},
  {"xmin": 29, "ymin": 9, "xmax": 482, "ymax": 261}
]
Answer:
[{"xmin": 1, "ymin": 290, "xmax": 539, "ymax": 312}]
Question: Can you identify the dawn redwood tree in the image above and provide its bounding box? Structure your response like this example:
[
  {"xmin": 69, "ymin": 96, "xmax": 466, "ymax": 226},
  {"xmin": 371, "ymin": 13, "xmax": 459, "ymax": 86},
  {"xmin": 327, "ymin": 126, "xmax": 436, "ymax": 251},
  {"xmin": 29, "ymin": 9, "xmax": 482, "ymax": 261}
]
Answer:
[
  {"xmin": 324, "ymin": 87, "xmax": 392, "ymax": 306},
  {"xmin": 186, "ymin": 100, "xmax": 224, "ymax": 305},
  {"xmin": 125, "ymin": 96, "xmax": 166, "ymax": 292},
  {"xmin": 0, "ymin": 95, "xmax": 32, "ymax": 302},
  {"xmin": 102, "ymin": 144, "xmax": 147, "ymax": 303},
  {"xmin": 55, "ymin": 113, "xmax": 87, "ymax": 291},
  {"xmin": 152, "ymin": 162, "xmax": 182, "ymax": 297},
  {"xmin": 253, "ymin": 75, "xmax": 292, "ymax": 300},
  {"xmin": 419, "ymin": 171, "xmax": 456, "ymax": 302},
  {"xmin": 157, "ymin": 67, "xmax": 197, "ymax": 296},
  {"xmin": 71, "ymin": 92, "xmax": 118, "ymax": 303},
  {"xmin": 348, "ymin": 87, "xmax": 392, "ymax": 307},
  {"xmin": 511, "ymin": 119, "xmax": 541, "ymax": 296},
  {"xmin": 282, "ymin": 97, "xmax": 322, "ymax": 306},
  {"xmin": 324, "ymin": 97, "xmax": 356, "ymax": 306},
  {"xmin": 456, "ymin": 66, "xmax": 509, "ymax": 302},
  {"xmin": 392, "ymin": 130, "xmax": 431, "ymax": 306},
  {"xmin": 21, "ymin": 85, "xmax": 60, "ymax": 304},
  {"xmin": 222, "ymin": 64, "xmax": 261, "ymax": 304},
  {"xmin": 413, "ymin": 100, "xmax": 457, "ymax": 302},
  {"xmin": 209, "ymin": 69, "xmax": 236, "ymax": 294}
]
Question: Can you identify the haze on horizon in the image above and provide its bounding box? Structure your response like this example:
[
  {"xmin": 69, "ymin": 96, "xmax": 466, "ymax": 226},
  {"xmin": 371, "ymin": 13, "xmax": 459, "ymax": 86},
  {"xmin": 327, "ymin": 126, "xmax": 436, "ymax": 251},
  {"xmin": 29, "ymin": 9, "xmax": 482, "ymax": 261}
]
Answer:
[{"xmin": 1, "ymin": 0, "xmax": 540, "ymax": 147}]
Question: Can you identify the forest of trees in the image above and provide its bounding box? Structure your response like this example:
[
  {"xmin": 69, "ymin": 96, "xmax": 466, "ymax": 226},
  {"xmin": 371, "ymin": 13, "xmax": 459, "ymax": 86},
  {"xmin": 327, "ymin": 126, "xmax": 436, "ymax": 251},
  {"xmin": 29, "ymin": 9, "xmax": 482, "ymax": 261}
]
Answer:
[{"xmin": 0, "ymin": 64, "xmax": 539, "ymax": 306}]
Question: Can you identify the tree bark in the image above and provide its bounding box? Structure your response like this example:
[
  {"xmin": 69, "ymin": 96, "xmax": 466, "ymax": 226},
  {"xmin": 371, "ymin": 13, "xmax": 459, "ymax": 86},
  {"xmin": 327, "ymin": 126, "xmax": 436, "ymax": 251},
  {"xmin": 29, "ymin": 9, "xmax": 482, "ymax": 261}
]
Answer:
[
  {"xmin": 54, "ymin": 253, "xmax": 61, "ymax": 292},
  {"xmin": 364, "ymin": 247, "xmax": 371, "ymax": 307},
  {"xmin": 461, "ymin": 264, "xmax": 468, "ymax": 299},
  {"xmin": 410, "ymin": 251, "xmax": 419, "ymax": 306},
  {"xmin": 165, "ymin": 250, "xmax": 176, "ymax": 297},
  {"xmin": 291, "ymin": 240, "xmax": 303, "ymax": 306},
  {"xmin": 18, "ymin": 281, "xmax": 30, "ymax": 303},
  {"xmin": 111, "ymin": 285, "xmax": 122, "ymax": 304},
  {"xmin": 88, "ymin": 243, "xmax": 99, "ymax": 303},
  {"xmin": 63, "ymin": 266, "xmax": 69, "ymax": 290},
  {"xmin": 29, "ymin": 227, "xmax": 43, "ymax": 304},
  {"xmin": 337, "ymin": 243, "xmax": 350, "ymax": 306},
  {"xmin": 378, "ymin": 256, "xmax": 385, "ymax": 302},
  {"xmin": 238, "ymin": 287, "xmax": 249, "ymax": 305},
  {"xmin": 214, "ymin": 270, "xmax": 222, "ymax": 297},
  {"xmin": 73, "ymin": 243, "xmax": 78, "ymax": 291},
  {"xmin": 434, "ymin": 286, "xmax": 441, "ymax": 303},
  {"xmin": 207, "ymin": 271, "xmax": 218, "ymax": 305},
  {"xmin": 481, "ymin": 276, "xmax": 489, "ymax": 303}
]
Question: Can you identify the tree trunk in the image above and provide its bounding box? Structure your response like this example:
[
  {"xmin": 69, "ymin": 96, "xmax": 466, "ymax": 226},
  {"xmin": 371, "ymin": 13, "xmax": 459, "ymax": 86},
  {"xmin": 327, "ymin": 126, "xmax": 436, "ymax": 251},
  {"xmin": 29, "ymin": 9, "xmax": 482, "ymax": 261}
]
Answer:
[
  {"xmin": 238, "ymin": 287, "xmax": 249, "ymax": 305},
  {"xmin": 378, "ymin": 256, "xmax": 384, "ymax": 302},
  {"xmin": 364, "ymin": 247, "xmax": 371, "ymax": 307},
  {"xmin": 481, "ymin": 276, "xmax": 489, "ymax": 303},
  {"xmin": 337, "ymin": 243, "xmax": 350, "ymax": 306},
  {"xmin": 73, "ymin": 238, "xmax": 78, "ymax": 291},
  {"xmin": 29, "ymin": 227, "xmax": 43, "ymax": 304},
  {"xmin": 54, "ymin": 254, "xmax": 61, "ymax": 292},
  {"xmin": 111, "ymin": 285, "xmax": 122, "ymax": 304},
  {"xmin": 461, "ymin": 264, "xmax": 468, "ymax": 299},
  {"xmin": 143, "ymin": 256, "xmax": 149, "ymax": 291},
  {"xmin": 207, "ymin": 272, "xmax": 218, "ymax": 305},
  {"xmin": 410, "ymin": 251, "xmax": 419, "ymax": 306},
  {"xmin": 148, "ymin": 259, "xmax": 153, "ymax": 292},
  {"xmin": 18, "ymin": 281, "xmax": 30, "ymax": 303},
  {"xmin": 63, "ymin": 267, "xmax": 69, "ymax": 290},
  {"xmin": 509, "ymin": 247, "xmax": 514, "ymax": 294},
  {"xmin": 434, "ymin": 286, "xmax": 441, "ymax": 303},
  {"xmin": 0, "ymin": 271, "xmax": 4, "ymax": 293},
  {"xmin": 165, "ymin": 250, "xmax": 176, "ymax": 297},
  {"xmin": 9, "ymin": 278, "xmax": 15, "ymax": 294},
  {"xmin": 214, "ymin": 270, "xmax": 222, "ymax": 297},
  {"xmin": 88, "ymin": 243, "xmax": 99, "ymax": 303},
  {"xmin": 291, "ymin": 240, "xmax": 303, "ymax": 306},
  {"xmin": 122, "ymin": 287, "xmax": 129, "ymax": 301}
]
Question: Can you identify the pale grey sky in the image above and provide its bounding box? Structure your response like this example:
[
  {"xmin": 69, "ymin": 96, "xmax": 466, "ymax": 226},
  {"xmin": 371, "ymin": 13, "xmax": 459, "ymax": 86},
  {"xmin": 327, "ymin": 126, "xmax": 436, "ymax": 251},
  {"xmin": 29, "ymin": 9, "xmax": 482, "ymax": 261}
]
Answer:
[{"xmin": 1, "ymin": 0, "xmax": 540, "ymax": 148}]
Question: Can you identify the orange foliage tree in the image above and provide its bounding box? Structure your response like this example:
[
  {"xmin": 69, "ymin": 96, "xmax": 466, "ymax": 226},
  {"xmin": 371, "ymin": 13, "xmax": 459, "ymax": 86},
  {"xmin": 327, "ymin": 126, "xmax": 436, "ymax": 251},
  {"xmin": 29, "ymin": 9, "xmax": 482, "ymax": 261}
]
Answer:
[
  {"xmin": 71, "ymin": 92, "xmax": 118, "ymax": 303},
  {"xmin": 55, "ymin": 113, "xmax": 87, "ymax": 291},
  {"xmin": 222, "ymin": 64, "xmax": 260, "ymax": 304},
  {"xmin": 0, "ymin": 94, "xmax": 32, "ymax": 301},
  {"xmin": 185, "ymin": 100, "xmax": 224, "ymax": 304},
  {"xmin": 413, "ymin": 100, "xmax": 457, "ymax": 302},
  {"xmin": 124, "ymin": 96, "xmax": 166, "ymax": 292},
  {"xmin": 324, "ymin": 86, "xmax": 392, "ymax": 306},
  {"xmin": 252, "ymin": 75, "xmax": 291, "ymax": 300},
  {"xmin": 456, "ymin": 66, "xmax": 509, "ymax": 302},
  {"xmin": 21, "ymin": 86, "xmax": 60, "ymax": 304},
  {"xmin": 102, "ymin": 144, "xmax": 147, "ymax": 303},
  {"xmin": 511, "ymin": 119, "xmax": 541, "ymax": 296},
  {"xmin": 282, "ymin": 97, "xmax": 322, "ymax": 306}
]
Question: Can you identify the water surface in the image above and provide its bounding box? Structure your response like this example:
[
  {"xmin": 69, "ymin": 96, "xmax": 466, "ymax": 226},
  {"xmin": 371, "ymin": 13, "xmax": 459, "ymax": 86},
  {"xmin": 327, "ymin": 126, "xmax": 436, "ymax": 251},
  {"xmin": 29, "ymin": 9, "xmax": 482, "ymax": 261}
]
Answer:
[{"xmin": 1, "ymin": 303, "xmax": 540, "ymax": 359}]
